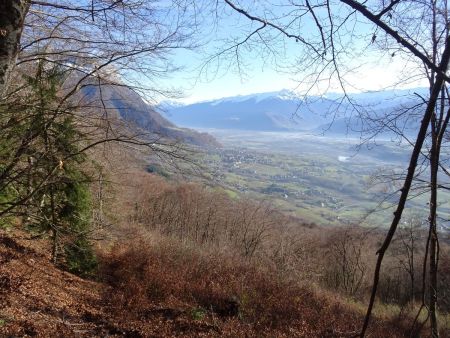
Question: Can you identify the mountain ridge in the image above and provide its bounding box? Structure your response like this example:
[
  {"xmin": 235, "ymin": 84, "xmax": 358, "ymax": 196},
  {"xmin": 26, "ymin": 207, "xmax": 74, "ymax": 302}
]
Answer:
[
  {"xmin": 159, "ymin": 88, "xmax": 427, "ymax": 135},
  {"xmin": 75, "ymin": 80, "xmax": 219, "ymax": 147}
]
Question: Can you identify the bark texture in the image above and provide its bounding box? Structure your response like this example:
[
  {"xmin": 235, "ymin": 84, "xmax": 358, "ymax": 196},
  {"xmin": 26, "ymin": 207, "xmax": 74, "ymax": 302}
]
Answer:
[{"xmin": 0, "ymin": 0, "xmax": 30, "ymax": 98}]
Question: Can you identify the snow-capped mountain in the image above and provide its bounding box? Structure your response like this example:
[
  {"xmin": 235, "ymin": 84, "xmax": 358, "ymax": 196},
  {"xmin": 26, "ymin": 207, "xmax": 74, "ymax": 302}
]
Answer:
[
  {"xmin": 159, "ymin": 90, "xmax": 325, "ymax": 131},
  {"xmin": 208, "ymin": 89, "xmax": 298, "ymax": 105},
  {"xmin": 159, "ymin": 88, "xmax": 427, "ymax": 134}
]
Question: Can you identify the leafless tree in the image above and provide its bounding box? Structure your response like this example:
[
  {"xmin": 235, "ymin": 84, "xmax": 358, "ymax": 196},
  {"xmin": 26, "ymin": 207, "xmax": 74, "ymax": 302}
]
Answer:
[
  {"xmin": 324, "ymin": 227, "xmax": 370, "ymax": 297},
  {"xmin": 391, "ymin": 215, "xmax": 425, "ymax": 303},
  {"xmin": 0, "ymin": 0, "xmax": 200, "ymax": 219},
  {"xmin": 212, "ymin": 1, "xmax": 450, "ymax": 336}
]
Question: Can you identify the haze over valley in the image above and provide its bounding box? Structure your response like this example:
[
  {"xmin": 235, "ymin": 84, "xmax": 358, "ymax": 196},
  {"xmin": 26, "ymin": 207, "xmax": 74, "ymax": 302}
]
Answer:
[{"xmin": 158, "ymin": 89, "xmax": 450, "ymax": 229}]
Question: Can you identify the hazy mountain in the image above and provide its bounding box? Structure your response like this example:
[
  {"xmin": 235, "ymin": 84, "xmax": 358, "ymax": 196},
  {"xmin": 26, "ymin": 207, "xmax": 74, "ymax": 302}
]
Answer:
[
  {"xmin": 80, "ymin": 84, "xmax": 219, "ymax": 147},
  {"xmin": 314, "ymin": 89, "xmax": 428, "ymax": 138},
  {"xmin": 160, "ymin": 90, "xmax": 324, "ymax": 131},
  {"xmin": 160, "ymin": 88, "xmax": 427, "ymax": 135}
]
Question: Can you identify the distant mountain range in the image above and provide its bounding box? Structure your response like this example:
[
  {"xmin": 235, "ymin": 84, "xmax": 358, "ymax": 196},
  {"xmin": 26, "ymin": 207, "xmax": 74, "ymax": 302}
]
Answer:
[{"xmin": 159, "ymin": 88, "xmax": 428, "ymax": 136}]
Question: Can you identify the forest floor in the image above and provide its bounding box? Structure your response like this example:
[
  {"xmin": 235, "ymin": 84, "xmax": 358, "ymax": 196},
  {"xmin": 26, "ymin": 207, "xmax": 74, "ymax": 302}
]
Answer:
[{"xmin": 0, "ymin": 227, "xmax": 423, "ymax": 337}]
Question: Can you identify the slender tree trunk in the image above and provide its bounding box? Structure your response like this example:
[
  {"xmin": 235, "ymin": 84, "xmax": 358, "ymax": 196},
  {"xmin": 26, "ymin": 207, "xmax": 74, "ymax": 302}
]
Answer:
[
  {"xmin": 361, "ymin": 36, "xmax": 450, "ymax": 337},
  {"xmin": 50, "ymin": 188, "xmax": 58, "ymax": 264},
  {"xmin": 46, "ymin": 136, "xmax": 58, "ymax": 264},
  {"xmin": 22, "ymin": 156, "xmax": 33, "ymax": 225},
  {"xmin": 411, "ymin": 243, "xmax": 415, "ymax": 303},
  {"xmin": 0, "ymin": 0, "xmax": 30, "ymax": 98},
  {"xmin": 429, "ymin": 133, "xmax": 439, "ymax": 337},
  {"xmin": 51, "ymin": 229, "xmax": 58, "ymax": 263},
  {"xmin": 98, "ymin": 170, "xmax": 104, "ymax": 224}
]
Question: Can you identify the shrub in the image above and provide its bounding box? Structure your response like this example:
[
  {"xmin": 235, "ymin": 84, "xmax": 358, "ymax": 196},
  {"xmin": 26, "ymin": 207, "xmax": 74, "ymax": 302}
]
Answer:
[
  {"xmin": 98, "ymin": 235, "xmax": 409, "ymax": 336},
  {"xmin": 64, "ymin": 237, "xmax": 98, "ymax": 278}
]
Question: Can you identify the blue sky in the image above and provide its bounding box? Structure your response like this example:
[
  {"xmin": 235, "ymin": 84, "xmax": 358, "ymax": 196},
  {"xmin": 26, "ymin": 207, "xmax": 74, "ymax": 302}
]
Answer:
[
  {"xmin": 160, "ymin": 49, "xmax": 427, "ymax": 104},
  {"xmin": 152, "ymin": 1, "xmax": 428, "ymax": 103}
]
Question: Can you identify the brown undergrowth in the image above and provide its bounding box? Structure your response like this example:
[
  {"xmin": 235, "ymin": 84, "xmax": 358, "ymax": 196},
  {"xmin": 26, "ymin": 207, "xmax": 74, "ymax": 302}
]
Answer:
[
  {"xmin": 98, "ymin": 229, "xmax": 414, "ymax": 337},
  {"xmin": 1, "ymin": 226, "xmax": 417, "ymax": 337}
]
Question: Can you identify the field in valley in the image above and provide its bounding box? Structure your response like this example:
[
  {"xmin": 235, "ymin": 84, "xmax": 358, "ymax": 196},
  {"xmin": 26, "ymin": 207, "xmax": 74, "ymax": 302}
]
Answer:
[{"xmin": 192, "ymin": 129, "xmax": 450, "ymax": 228}]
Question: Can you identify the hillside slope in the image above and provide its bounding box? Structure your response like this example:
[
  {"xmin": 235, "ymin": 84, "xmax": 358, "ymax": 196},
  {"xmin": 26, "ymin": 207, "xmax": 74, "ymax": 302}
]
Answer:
[
  {"xmin": 80, "ymin": 84, "xmax": 219, "ymax": 147},
  {"xmin": 0, "ymin": 227, "xmax": 412, "ymax": 337},
  {"xmin": 1, "ymin": 229, "xmax": 243, "ymax": 337}
]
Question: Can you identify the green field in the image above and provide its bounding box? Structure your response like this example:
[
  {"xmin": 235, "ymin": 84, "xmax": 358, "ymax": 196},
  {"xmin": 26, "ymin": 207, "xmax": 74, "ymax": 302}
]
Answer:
[{"xmin": 192, "ymin": 130, "xmax": 450, "ymax": 228}]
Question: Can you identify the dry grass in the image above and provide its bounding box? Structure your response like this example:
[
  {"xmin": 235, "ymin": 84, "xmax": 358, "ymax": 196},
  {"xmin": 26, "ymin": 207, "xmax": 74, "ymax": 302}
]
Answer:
[
  {"xmin": 98, "ymin": 232, "xmax": 413, "ymax": 337},
  {"xmin": 0, "ymin": 224, "xmax": 444, "ymax": 337}
]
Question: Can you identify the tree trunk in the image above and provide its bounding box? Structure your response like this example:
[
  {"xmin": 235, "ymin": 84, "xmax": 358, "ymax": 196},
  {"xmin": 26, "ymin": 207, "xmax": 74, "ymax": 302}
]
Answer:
[
  {"xmin": 429, "ymin": 129, "xmax": 439, "ymax": 337},
  {"xmin": 51, "ymin": 227, "xmax": 58, "ymax": 264},
  {"xmin": 0, "ymin": 0, "xmax": 30, "ymax": 98},
  {"xmin": 361, "ymin": 35, "xmax": 450, "ymax": 337}
]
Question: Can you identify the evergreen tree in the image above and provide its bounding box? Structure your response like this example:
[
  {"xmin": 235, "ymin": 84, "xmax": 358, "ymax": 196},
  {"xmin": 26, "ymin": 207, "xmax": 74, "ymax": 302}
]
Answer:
[{"xmin": 0, "ymin": 61, "xmax": 97, "ymax": 277}]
